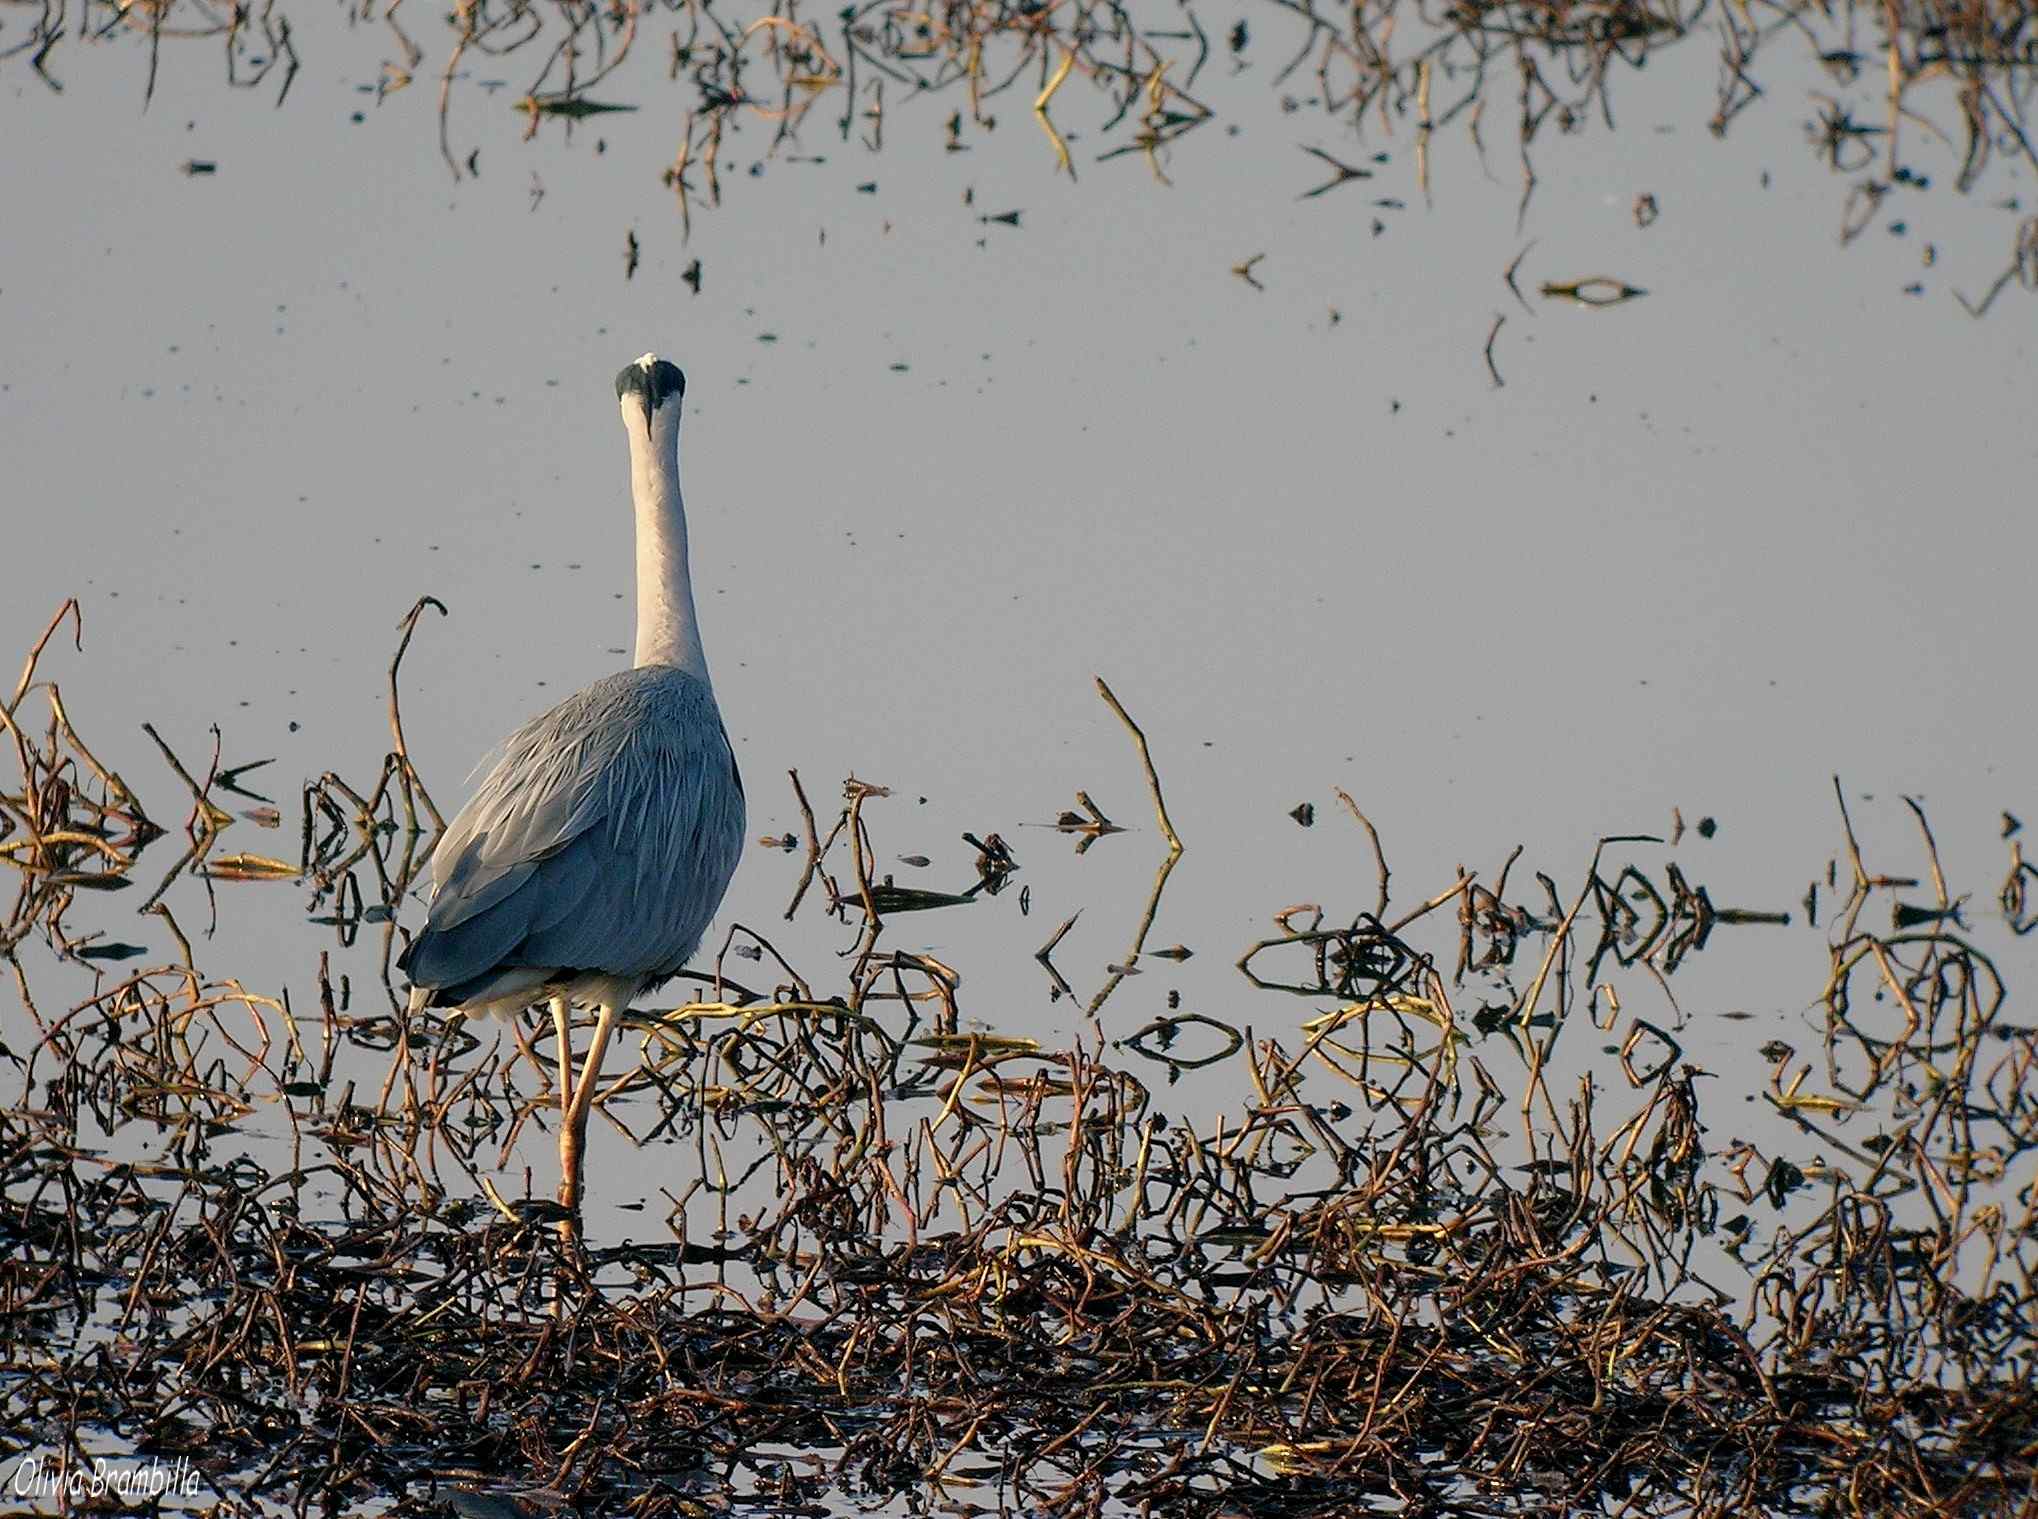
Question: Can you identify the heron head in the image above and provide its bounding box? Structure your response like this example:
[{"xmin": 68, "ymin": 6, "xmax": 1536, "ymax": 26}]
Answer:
[{"xmin": 616, "ymin": 354, "xmax": 686, "ymax": 430}]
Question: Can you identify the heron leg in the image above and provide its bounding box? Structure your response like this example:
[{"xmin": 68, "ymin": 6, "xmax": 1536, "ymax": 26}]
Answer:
[
  {"xmin": 556, "ymin": 999, "xmax": 619, "ymax": 1237},
  {"xmin": 550, "ymin": 995, "xmax": 573, "ymax": 1103}
]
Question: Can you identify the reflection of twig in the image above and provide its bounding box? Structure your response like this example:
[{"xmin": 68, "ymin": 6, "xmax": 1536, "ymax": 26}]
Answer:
[
  {"xmin": 1086, "ymin": 679, "xmax": 1183, "ymax": 1017},
  {"xmin": 1297, "ymin": 145, "xmax": 1370, "ymax": 199},
  {"xmin": 1514, "ymin": 834, "xmax": 1663, "ymax": 1117},
  {"xmin": 1502, "ymin": 240, "xmax": 1535, "ymax": 314},
  {"xmin": 1035, "ymin": 912, "xmax": 1079, "ymax": 1001},
  {"xmin": 1955, "ymin": 217, "xmax": 2037, "ymax": 318},
  {"xmin": 1088, "ymin": 850, "xmax": 1180, "ymax": 1019},
  {"xmin": 136, "ymin": 722, "xmax": 233, "ymax": 916}
]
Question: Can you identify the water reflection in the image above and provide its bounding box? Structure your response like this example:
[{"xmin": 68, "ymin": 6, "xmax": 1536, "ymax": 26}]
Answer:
[{"xmin": 12, "ymin": 0, "xmax": 2035, "ymax": 308}]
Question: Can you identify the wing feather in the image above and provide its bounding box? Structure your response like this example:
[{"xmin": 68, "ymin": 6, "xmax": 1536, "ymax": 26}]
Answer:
[{"xmin": 399, "ymin": 665, "xmax": 745, "ymax": 1003}]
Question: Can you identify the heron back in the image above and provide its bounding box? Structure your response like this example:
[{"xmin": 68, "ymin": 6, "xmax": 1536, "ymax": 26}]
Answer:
[{"xmin": 399, "ymin": 664, "xmax": 745, "ymax": 1009}]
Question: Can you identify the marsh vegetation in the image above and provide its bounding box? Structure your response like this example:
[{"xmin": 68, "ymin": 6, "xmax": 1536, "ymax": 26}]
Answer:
[{"xmin": 4, "ymin": 601, "xmax": 2033, "ymax": 1515}]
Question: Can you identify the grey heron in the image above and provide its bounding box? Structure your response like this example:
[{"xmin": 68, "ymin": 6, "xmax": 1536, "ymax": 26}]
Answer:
[{"xmin": 398, "ymin": 354, "xmax": 745, "ymax": 1226}]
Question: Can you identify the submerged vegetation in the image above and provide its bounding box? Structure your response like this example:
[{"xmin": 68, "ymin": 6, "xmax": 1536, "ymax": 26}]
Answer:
[
  {"xmin": 6, "ymin": 0, "xmax": 2036, "ymax": 309},
  {"xmin": 2, "ymin": 599, "xmax": 2033, "ymax": 1515}
]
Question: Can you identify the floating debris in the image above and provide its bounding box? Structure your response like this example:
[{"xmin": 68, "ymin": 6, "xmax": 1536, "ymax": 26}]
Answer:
[
  {"xmin": 516, "ymin": 94, "xmax": 637, "ymax": 120},
  {"xmin": 1541, "ymin": 275, "xmax": 1648, "ymax": 307}
]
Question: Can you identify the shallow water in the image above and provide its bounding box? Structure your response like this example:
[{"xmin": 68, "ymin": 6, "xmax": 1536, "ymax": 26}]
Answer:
[{"xmin": 3, "ymin": 0, "xmax": 2035, "ymax": 1512}]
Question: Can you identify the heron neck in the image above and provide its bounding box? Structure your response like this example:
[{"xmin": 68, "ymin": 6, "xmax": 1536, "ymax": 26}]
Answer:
[{"xmin": 629, "ymin": 417, "xmax": 711, "ymax": 683}]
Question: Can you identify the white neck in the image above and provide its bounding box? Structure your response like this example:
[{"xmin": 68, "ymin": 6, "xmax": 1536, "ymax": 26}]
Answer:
[{"xmin": 624, "ymin": 399, "xmax": 711, "ymax": 683}]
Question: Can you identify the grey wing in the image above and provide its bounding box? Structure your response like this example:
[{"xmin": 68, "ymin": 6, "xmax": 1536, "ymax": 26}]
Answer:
[{"xmin": 400, "ymin": 669, "xmax": 746, "ymax": 1000}]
